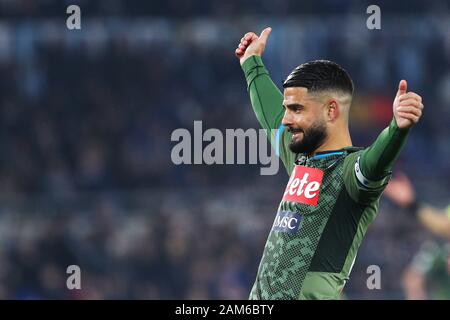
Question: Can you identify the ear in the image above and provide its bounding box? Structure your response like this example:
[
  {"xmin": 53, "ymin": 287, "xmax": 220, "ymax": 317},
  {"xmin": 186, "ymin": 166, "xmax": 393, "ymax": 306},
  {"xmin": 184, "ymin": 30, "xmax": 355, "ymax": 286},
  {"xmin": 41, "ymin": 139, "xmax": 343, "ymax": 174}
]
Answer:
[{"xmin": 326, "ymin": 100, "xmax": 339, "ymax": 122}]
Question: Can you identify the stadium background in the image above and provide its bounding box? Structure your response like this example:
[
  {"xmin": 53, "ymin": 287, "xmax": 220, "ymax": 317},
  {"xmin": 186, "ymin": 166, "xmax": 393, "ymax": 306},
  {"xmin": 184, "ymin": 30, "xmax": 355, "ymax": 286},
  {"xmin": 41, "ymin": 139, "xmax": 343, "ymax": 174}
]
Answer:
[{"xmin": 0, "ymin": 0, "xmax": 449, "ymax": 299}]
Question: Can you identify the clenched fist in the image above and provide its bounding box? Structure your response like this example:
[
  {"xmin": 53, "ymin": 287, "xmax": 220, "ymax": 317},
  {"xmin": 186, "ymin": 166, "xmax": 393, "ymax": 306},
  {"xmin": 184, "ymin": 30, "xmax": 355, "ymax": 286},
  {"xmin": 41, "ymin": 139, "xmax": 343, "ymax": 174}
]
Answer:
[
  {"xmin": 393, "ymin": 80, "xmax": 424, "ymax": 129},
  {"xmin": 235, "ymin": 27, "xmax": 272, "ymax": 65}
]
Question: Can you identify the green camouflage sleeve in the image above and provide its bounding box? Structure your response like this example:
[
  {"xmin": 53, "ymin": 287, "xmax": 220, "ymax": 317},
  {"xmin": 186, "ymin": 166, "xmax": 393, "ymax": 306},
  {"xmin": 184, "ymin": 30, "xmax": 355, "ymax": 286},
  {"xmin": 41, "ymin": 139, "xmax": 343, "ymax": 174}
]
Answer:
[
  {"xmin": 343, "ymin": 150, "xmax": 389, "ymax": 204},
  {"xmin": 343, "ymin": 118, "xmax": 410, "ymax": 204},
  {"xmin": 241, "ymin": 55, "xmax": 295, "ymax": 174}
]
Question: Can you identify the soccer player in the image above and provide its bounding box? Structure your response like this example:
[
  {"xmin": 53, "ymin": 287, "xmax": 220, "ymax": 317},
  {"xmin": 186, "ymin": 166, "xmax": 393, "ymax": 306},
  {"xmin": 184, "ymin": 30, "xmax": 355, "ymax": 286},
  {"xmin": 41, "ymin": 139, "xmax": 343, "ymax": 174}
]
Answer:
[
  {"xmin": 384, "ymin": 173, "xmax": 450, "ymax": 240},
  {"xmin": 235, "ymin": 27, "xmax": 424, "ymax": 300},
  {"xmin": 402, "ymin": 239, "xmax": 450, "ymax": 300},
  {"xmin": 384, "ymin": 173, "xmax": 450, "ymax": 299}
]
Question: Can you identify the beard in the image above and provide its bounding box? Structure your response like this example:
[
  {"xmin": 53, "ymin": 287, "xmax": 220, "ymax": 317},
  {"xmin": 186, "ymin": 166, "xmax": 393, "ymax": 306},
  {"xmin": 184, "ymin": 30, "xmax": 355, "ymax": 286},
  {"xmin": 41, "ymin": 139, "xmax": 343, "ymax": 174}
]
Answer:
[{"xmin": 288, "ymin": 120, "xmax": 328, "ymax": 155}]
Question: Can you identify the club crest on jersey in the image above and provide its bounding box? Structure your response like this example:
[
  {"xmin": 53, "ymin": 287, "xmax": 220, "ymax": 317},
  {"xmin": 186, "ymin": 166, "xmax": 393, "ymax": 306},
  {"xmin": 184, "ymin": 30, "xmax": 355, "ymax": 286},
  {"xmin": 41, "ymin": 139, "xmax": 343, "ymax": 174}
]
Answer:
[
  {"xmin": 282, "ymin": 166, "xmax": 324, "ymax": 206},
  {"xmin": 272, "ymin": 211, "xmax": 302, "ymax": 234}
]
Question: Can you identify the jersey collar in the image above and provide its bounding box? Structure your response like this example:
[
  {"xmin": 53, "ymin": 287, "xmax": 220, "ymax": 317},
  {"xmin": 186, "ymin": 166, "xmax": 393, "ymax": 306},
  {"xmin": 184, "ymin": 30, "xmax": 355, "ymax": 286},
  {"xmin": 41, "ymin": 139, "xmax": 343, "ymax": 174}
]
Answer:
[{"xmin": 295, "ymin": 146, "xmax": 363, "ymax": 164}]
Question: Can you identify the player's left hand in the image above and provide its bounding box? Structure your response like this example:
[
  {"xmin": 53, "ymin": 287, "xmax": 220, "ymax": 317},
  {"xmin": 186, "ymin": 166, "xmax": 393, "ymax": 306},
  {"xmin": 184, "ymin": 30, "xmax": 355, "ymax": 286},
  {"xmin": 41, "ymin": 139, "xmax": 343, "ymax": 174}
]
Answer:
[{"xmin": 393, "ymin": 80, "xmax": 424, "ymax": 129}]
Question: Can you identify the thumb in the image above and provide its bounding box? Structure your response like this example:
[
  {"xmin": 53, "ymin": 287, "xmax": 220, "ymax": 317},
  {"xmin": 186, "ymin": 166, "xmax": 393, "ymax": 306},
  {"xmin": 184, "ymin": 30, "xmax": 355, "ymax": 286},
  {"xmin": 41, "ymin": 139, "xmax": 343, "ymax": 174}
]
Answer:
[
  {"xmin": 396, "ymin": 79, "xmax": 407, "ymax": 97},
  {"xmin": 258, "ymin": 27, "xmax": 272, "ymax": 45}
]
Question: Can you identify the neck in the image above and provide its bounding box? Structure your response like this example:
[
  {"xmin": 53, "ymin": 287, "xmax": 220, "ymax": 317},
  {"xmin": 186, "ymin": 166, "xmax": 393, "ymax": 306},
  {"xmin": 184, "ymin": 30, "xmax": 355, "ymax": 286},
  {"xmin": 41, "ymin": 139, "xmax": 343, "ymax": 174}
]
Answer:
[{"xmin": 312, "ymin": 126, "xmax": 352, "ymax": 155}]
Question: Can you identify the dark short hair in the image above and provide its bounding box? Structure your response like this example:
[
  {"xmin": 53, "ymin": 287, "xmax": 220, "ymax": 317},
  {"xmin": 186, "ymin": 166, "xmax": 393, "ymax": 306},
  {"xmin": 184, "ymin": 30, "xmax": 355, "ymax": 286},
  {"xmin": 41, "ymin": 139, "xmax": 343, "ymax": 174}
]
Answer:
[{"xmin": 283, "ymin": 60, "xmax": 354, "ymax": 95}]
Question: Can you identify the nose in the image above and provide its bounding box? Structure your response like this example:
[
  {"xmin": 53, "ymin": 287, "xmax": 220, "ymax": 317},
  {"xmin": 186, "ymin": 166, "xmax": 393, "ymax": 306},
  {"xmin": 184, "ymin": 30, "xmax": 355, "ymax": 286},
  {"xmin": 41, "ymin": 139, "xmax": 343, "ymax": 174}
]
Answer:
[{"xmin": 281, "ymin": 110, "xmax": 293, "ymax": 126}]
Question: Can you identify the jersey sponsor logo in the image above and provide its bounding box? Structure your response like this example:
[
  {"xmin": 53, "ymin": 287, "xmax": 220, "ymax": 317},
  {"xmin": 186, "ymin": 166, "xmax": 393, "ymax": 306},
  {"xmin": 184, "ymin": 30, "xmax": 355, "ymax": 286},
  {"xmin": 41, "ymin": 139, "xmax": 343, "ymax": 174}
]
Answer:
[
  {"xmin": 282, "ymin": 166, "xmax": 324, "ymax": 206},
  {"xmin": 272, "ymin": 211, "xmax": 302, "ymax": 234}
]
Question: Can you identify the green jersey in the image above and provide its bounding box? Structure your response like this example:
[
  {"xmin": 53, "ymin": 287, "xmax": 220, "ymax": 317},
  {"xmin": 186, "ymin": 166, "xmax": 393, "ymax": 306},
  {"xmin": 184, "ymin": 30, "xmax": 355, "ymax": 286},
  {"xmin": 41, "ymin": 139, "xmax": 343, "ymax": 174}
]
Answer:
[
  {"xmin": 242, "ymin": 56, "xmax": 411, "ymax": 300},
  {"xmin": 411, "ymin": 241, "xmax": 450, "ymax": 300}
]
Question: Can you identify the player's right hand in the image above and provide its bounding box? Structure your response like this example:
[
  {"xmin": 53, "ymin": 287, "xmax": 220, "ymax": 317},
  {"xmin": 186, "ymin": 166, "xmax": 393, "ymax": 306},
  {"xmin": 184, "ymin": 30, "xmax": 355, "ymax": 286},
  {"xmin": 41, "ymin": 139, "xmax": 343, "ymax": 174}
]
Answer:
[{"xmin": 235, "ymin": 27, "xmax": 272, "ymax": 66}]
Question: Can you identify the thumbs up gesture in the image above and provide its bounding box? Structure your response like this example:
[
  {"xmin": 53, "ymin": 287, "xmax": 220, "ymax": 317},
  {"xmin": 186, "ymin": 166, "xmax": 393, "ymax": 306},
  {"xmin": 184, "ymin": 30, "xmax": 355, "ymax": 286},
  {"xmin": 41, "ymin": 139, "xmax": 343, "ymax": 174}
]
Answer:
[
  {"xmin": 393, "ymin": 80, "xmax": 424, "ymax": 129},
  {"xmin": 235, "ymin": 27, "xmax": 272, "ymax": 65}
]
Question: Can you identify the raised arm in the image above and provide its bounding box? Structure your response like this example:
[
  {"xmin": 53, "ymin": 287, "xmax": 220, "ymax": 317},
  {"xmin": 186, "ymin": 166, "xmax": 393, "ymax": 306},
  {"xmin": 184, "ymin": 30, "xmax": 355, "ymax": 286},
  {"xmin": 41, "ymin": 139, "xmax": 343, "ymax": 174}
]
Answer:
[
  {"xmin": 235, "ymin": 28, "xmax": 295, "ymax": 173},
  {"xmin": 358, "ymin": 80, "xmax": 423, "ymax": 182},
  {"xmin": 344, "ymin": 80, "xmax": 424, "ymax": 203}
]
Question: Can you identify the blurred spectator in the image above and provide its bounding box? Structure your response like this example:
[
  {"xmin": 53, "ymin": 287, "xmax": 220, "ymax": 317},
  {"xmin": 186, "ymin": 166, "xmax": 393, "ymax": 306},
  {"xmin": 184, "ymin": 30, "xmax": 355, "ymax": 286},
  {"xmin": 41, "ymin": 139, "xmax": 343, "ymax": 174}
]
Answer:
[{"xmin": 384, "ymin": 173, "xmax": 450, "ymax": 299}]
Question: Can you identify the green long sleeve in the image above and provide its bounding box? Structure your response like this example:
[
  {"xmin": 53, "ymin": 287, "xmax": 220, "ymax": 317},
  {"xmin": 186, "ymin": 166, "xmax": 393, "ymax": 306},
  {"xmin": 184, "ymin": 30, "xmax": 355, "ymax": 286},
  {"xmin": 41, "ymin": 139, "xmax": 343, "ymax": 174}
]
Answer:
[
  {"xmin": 359, "ymin": 118, "xmax": 410, "ymax": 182},
  {"xmin": 241, "ymin": 55, "xmax": 284, "ymax": 130},
  {"xmin": 241, "ymin": 55, "xmax": 295, "ymax": 173}
]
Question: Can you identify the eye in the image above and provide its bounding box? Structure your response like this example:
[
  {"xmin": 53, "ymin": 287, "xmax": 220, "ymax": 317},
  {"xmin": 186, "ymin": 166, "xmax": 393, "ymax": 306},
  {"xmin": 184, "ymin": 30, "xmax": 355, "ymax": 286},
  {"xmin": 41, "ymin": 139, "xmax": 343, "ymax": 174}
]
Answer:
[{"xmin": 283, "ymin": 104, "xmax": 304, "ymax": 113}]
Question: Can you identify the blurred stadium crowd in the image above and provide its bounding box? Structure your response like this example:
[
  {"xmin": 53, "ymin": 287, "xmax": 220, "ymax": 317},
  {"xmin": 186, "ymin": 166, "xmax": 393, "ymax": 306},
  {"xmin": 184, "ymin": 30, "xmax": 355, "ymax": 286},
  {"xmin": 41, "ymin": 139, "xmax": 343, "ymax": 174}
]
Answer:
[
  {"xmin": 0, "ymin": 1, "xmax": 449, "ymax": 299},
  {"xmin": 0, "ymin": 0, "xmax": 446, "ymax": 17}
]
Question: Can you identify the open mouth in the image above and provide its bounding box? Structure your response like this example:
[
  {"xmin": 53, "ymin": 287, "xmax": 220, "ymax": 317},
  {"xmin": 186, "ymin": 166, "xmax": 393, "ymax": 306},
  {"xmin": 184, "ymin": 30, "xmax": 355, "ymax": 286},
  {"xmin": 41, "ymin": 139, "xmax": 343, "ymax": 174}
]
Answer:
[
  {"xmin": 292, "ymin": 132, "xmax": 304, "ymax": 141},
  {"xmin": 293, "ymin": 131, "xmax": 303, "ymax": 138},
  {"xmin": 288, "ymin": 128, "xmax": 303, "ymax": 140}
]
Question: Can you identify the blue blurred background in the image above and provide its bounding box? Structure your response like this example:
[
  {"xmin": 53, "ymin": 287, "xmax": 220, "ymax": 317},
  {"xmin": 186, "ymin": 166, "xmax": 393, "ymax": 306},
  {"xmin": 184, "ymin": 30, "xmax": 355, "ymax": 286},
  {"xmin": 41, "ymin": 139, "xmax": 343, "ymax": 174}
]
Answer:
[{"xmin": 0, "ymin": 0, "xmax": 449, "ymax": 299}]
